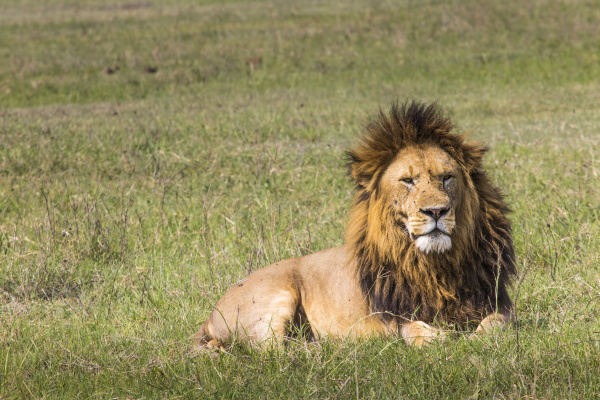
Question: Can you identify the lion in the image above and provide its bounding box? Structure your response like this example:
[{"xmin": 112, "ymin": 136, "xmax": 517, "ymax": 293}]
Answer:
[{"xmin": 193, "ymin": 100, "xmax": 516, "ymax": 351}]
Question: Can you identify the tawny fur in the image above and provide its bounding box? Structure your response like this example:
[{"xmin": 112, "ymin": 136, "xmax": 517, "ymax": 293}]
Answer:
[{"xmin": 193, "ymin": 100, "xmax": 516, "ymax": 352}]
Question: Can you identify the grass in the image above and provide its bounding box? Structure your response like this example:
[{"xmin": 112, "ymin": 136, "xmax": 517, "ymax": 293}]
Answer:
[{"xmin": 1, "ymin": 0, "xmax": 600, "ymax": 398}]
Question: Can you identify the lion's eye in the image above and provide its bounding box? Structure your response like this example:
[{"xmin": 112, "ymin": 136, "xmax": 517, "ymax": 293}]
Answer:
[
  {"xmin": 400, "ymin": 177, "xmax": 414, "ymax": 184},
  {"xmin": 443, "ymin": 174, "xmax": 453, "ymax": 182}
]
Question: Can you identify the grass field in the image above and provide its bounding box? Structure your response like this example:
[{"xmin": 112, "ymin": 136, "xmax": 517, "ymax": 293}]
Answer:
[{"xmin": 1, "ymin": 0, "xmax": 600, "ymax": 398}]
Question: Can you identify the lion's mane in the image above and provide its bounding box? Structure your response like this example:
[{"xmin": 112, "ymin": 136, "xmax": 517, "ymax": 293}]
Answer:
[{"xmin": 346, "ymin": 101, "xmax": 517, "ymax": 327}]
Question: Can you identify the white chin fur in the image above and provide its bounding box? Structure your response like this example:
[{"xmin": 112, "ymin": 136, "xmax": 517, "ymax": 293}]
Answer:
[{"xmin": 415, "ymin": 233, "xmax": 451, "ymax": 254}]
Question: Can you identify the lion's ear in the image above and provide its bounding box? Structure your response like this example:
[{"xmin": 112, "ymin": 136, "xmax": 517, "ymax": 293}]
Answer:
[
  {"xmin": 351, "ymin": 166, "xmax": 373, "ymax": 190},
  {"xmin": 347, "ymin": 150, "xmax": 376, "ymax": 191}
]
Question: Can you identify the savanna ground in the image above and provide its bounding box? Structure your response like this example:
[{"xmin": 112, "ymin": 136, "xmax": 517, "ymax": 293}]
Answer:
[{"xmin": 1, "ymin": 0, "xmax": 600, "ymax": 398}]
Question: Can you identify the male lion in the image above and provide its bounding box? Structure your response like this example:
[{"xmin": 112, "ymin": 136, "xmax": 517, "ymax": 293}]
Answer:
[{"xmin": 193, "ymin": 100, "xmax": 516, "ymax": 350}]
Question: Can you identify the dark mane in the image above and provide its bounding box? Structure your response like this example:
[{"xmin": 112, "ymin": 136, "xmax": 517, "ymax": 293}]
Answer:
[{"xmin": 346, "ymin": 100, "xmax": 516, "ymax": 327}]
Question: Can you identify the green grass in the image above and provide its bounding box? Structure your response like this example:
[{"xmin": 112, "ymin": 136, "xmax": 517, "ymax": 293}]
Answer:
[{"xmin": 1, "ymin": 0, "xmax": 600, "ymax": 398}]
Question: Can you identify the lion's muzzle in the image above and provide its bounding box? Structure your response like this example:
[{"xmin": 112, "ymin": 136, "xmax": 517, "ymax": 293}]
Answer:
[{"xmin": 408, "ymin": 208, "xmax": 455, "ymax": 254}]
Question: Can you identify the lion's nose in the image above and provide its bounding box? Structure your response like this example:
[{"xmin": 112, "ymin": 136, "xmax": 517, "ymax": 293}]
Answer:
[{"xmin": 420, "ymin": 207, "xmax": 449, "ymax": 221}]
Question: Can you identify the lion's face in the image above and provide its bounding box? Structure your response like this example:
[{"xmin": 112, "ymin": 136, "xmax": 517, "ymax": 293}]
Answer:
[{"xmin": 380, "ymin": 145, "xmax": 463, "ymax": 254}]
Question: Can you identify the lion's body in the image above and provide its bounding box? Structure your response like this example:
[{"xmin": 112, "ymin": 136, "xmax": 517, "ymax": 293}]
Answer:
[
  {"xmin": 193, "ymin": 101, "xmax": 516, "ymax": 351},
  {"xmin": 196, "ymin": 246, "xmax": 381, "ymax": 343},
  {"xmin": 195, "ymin": 245, "xmax": 441, "ymax": 348}
]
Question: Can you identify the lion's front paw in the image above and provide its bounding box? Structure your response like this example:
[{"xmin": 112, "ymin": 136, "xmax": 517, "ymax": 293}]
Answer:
[
  {"xmin": 402, "ymin": 321, "xmax": 446, "ymax": 347},
  {"xmin": 469, "ymin": 312, "xmax": 510, "ymax": 340}
]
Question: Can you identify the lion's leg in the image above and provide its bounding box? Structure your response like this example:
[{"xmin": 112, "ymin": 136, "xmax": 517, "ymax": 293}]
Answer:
[
  {"xmin": 192, "ymin": 280, "xmax": 301, "ymax": 352},
  {"xmin": 241, "ymin": 289, "xmax": 301, "ymax": 347},
  {"xmin": 473, "ymin": 311, "xmax": 511, "ymax": 334},
  {"xmin": 400, "ymin": 321, "xmax": 445, "ymax": 347}
]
